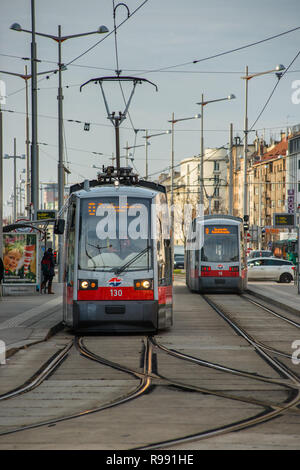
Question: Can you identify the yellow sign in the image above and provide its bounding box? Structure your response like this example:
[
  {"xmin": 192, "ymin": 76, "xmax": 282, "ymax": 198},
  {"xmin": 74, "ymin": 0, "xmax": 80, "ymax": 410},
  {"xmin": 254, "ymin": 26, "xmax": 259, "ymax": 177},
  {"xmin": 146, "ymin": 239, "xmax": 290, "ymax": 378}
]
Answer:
[
  {"xmin": 36, "ymin": 210, "xmax": 56, "ymax": 220},
  {"xmin": 206, "ymin": 227, "xmax": 231, "ymax": 234}
]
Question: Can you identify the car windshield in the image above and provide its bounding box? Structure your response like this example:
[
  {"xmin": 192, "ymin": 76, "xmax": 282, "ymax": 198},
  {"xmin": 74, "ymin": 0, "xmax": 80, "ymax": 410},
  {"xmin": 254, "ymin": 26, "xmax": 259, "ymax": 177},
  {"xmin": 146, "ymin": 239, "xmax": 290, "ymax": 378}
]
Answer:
[
  {"xmin": 201, "ymin": 225, "xmax": 239, "ymax": 262},
  {"xmin": 78, "ymin": 196, "xmax": 152, "ymax": 272}
]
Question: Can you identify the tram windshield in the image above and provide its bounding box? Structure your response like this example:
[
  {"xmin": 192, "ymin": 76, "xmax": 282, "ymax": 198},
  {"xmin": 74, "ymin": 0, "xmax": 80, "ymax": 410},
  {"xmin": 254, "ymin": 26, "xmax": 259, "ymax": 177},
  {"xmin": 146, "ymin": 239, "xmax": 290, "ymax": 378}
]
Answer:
[
  {"xmin": 201, "ymin": 225, "xmax": 239, "ymax": 263},
  {"xmin": 78, "ymin": 197, "xmax": 152, "ymax": 272}
]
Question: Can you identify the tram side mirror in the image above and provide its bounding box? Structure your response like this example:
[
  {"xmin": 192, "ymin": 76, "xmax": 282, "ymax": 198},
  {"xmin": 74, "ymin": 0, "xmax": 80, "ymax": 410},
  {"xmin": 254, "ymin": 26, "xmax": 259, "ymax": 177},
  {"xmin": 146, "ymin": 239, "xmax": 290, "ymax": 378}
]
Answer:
[{"xmin": 54, "ymin": 218, "xmax": 65, "ymax": 235}]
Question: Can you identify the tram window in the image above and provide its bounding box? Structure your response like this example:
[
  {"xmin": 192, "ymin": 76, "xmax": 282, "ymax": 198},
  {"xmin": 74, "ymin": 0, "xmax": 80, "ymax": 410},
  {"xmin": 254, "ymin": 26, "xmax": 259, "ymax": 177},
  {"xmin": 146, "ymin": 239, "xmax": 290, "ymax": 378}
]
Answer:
[
  {"xmin": 156, "ymin": 196, "xmax": 171, "ymax": 285},
  {"xmin": 78, "ymin": 197, "xmax": 152, "ymax": 272},
  {"xmin": 201, "ymin": 225, "xmax": 239, "ymax": 262},
  {"xmin": 65, "ymin": 203, "xmax": 76, "ymax": 283}
]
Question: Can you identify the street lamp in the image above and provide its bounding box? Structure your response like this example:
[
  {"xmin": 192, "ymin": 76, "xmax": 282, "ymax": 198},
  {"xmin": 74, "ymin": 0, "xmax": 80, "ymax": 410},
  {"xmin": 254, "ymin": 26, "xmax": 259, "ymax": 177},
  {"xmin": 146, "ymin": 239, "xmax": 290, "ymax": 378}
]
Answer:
[
  {"xmin": 10, "ymin": 22, "xmax": 109, "ymax": 214},
  {"xmin": 167, "ymin": 113, "xmax": 201, "ymax": 257},
  {"xmin": 4, "ymin": 138, "xmax": 25, "ymax": 222},
  {"xmin": 0, "ymin": 65, "xmax": 61, "ymax": 216},
  {"xmin": 11, "ymin": 20, "xmax": 109, "ymax": 281},
  {"xmin": 142, "ymin": 130, "xmax": 171, "ymax": 179},
  {"xmin": 123, "ymin": 143, "xmax": 149, "ymax": 171},
  {"xmin": 196, "ymin": 94, "xmax": 236, "ymax": 206},
  {"xmin": 241, "ymin": 64, "xmax": 285, "ymax": 219},
  {"xmin": 10, "ymin": 2, "xmax": 39, "ymax": 218}
]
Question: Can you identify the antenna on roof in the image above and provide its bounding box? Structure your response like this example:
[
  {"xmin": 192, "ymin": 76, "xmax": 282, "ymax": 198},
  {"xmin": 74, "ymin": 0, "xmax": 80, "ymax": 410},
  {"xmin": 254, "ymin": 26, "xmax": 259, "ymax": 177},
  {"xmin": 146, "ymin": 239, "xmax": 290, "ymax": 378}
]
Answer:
[{"xmin": 80, "ymin": 76, "xmax": 158, "ymax": 177}]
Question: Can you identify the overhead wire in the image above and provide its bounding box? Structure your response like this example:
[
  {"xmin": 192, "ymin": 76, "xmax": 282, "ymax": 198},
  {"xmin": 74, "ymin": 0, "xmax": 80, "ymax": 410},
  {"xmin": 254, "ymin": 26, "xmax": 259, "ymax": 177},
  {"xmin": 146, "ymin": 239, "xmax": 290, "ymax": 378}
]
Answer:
[
  {"xmin": 140, "ymin": 25, "xmax": 300, "ymax": 75},
  {"xmin": 249, "ymin": 47, "xmax": 300, "ymax": 131}
]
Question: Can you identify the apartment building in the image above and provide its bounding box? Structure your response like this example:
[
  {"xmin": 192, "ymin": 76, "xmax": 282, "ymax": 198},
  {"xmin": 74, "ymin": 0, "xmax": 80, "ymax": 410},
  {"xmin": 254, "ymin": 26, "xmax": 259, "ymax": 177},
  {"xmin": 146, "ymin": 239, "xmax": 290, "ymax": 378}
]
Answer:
[{"xmin": 287, "ymin": 125, "xmax": 300, "ymax": 213}]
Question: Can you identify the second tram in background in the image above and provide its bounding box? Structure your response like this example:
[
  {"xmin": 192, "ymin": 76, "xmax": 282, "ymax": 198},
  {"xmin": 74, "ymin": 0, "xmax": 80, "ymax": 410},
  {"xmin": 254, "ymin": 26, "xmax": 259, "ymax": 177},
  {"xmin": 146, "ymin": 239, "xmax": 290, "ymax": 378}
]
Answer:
[{"xmin": 185, "ymin": 215, "xmax": 247, "ymax": 293}]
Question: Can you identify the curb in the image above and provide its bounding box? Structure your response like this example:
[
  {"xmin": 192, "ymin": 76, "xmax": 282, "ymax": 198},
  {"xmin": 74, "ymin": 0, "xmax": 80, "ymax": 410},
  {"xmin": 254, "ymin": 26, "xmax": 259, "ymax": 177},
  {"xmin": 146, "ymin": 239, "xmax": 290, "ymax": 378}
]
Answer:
[
  {"xmin": 5, "ymin": 321, "xmax": 65, "ymax": 360},
  {"xmin": 246, "ymin": 288, "xmax": 300, "ymax": 317}
]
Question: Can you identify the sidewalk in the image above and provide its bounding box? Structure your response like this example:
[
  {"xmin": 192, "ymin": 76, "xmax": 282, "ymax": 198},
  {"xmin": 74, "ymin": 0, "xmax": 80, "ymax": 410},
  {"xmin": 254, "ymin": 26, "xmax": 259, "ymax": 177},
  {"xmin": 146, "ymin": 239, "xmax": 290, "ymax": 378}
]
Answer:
[
  {"xmin": 247, "ymin": 281, "xmax": 300, "ymax": 316},
  {"xmin": 0, "ymin": 282, "xmax": 63, "ymax": 358}
]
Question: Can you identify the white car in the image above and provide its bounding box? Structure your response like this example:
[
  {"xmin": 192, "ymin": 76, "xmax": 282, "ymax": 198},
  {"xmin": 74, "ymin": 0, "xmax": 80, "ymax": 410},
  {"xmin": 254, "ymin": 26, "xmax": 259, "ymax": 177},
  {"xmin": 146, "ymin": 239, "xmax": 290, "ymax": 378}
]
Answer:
[
  {"xmin": 248, "ymin": 250, "xmax": 273, "ymax": 259},
  {"xmin": 247, "ymin": 257, "xmax": 295, "ymax": 283}
]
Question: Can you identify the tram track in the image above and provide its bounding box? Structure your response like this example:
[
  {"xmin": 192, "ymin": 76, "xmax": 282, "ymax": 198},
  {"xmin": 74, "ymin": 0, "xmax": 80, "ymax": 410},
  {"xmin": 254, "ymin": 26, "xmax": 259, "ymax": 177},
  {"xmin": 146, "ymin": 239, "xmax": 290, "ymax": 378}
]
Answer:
[
  {"xmin": 0, "ymin": 341, "xmax": 73, "ymax": 402},
  {"xmin": 0, "ymin": 335, "xmax": 154, "ymax": 437},
  {"xmin": 203, "ymin": 295, "xmax": 300, "ymax": 383},
  {"xmin": 207, "ymin": 293, "xmax": 300, "ymax": 361},
  {"xmin": 242, "ymin": 293, "xmax": 300, "ymax": 329},
  {"xmin": 1, "ymin": 290, "xmax": 300, "ymax": 448},
  {"xmin": 134, "ymin": 294, "xmax": 300, "ymax": 450}
]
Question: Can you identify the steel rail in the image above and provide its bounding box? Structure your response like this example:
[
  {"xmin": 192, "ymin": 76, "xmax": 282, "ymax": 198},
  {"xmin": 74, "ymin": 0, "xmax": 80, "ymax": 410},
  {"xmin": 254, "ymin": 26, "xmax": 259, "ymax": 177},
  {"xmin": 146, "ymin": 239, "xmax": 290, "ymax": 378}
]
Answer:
[
  {"xmin": 242, "ymin": 294, "xmax": 300, "ymax": 328},
  {"xmin": 76, "ymin": 336, "xmax": 300, "ymax": 411},
  {"xmin": 149, "ymin": 337, "xmax": 295, "ymax": 389},
  {"xmin": 204, "ymin": 295, "xmax": 300, "ymax": 385},
  {"xmin": 207, "ymin": 294, "xmax": 299, "ymax": 361},
  {"xmin": 0, "ymin": 341, "xmax": 73, "ymax": 401},
  {"xmin": 134, "ymin": 296, "xmax": 300, "ymax": 450},
  {"xmin": 0, "ymin": 336, "xmax": 154, "ymax": 437}
]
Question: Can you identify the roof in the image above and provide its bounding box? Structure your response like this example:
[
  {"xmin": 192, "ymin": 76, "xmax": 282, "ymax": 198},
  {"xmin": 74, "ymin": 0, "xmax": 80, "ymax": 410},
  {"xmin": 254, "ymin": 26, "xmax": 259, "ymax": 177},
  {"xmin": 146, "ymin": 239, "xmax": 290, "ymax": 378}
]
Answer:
[{"xmin": 254, "ymin": 137, "xmax": 288, "ymax": 165}]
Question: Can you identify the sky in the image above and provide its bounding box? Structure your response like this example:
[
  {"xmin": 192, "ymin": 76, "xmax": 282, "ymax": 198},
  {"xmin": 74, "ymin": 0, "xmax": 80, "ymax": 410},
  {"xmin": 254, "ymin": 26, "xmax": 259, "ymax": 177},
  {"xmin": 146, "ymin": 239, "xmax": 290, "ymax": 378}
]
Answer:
[{"xmin": 1, "ymin": 0, "xmax": 300, "ymax": 217}]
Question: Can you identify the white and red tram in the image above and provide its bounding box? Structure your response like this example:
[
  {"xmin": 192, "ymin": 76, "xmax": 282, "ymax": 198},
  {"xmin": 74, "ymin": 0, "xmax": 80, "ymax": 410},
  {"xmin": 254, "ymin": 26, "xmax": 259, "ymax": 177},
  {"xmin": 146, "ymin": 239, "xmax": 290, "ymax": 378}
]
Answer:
[
  {"xmin": 185, "ymin": 215, "xmax": 247, "ymax": 293},
  {"xmin": 62, "ymin": 167, "xmax": 173, "ymax": 333}
]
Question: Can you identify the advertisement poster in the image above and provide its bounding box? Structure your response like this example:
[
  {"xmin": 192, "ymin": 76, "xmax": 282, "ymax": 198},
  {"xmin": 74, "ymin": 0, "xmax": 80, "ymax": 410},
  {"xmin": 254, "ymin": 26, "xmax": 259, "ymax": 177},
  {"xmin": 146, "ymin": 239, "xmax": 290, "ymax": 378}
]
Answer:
[{"xmin": 3, "ymin": 233, "xmax": 38, "ymax": 284}]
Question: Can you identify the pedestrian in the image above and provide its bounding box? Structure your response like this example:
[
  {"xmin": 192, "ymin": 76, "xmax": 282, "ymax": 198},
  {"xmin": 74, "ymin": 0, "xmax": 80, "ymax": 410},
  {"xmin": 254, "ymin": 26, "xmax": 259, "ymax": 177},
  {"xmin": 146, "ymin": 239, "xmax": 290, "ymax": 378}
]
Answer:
[
  {"xmin": 0, "ymin": 256, "xmax": 3, "ymax": 283},
  {"xmin": 0, "ymin": 256, "xmax": 4, "ymax": 299},
  {"xmin": 40, "ymin": 248, "xmax": 55, "ymax": 294}
]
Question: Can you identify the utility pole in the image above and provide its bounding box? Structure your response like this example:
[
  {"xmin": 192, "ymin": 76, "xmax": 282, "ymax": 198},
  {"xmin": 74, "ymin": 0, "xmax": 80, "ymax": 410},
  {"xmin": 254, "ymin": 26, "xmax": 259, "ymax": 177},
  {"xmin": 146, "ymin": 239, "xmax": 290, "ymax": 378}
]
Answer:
[
  {"xmin": 170, "ymin": 113, "xmax": 175, "ymax": 251},
  {"xmin": 200, "ymin": 94, "xmax": 204, "ymax": 207},
  {"xmin": 57, "ymin": 25, "xmax": 64, "ymax": 215},
  {"xmin": 229, "ymin": 123, "xmax": 233, "ymax": 215},
  {"xmin": 30, "ymin": 0, "xmax": 39, "ymax": 218},
  {"xmin": 24, "ymin": 65, "xmax": 30, "ymax": 215},
  {"xmin": 4, "ymin": 139, "xmax": 25, "ymax": 222},
  {"xmin": 145, "ymin": 130, "xmax": 148, "ymax": 179},
  {"xmin": 0, "ymin": 102, "xmax": 3, "ymax": 262},
  {"xmin": 243, "ymin": 65, "xmax": 249, "ymax": 220}
]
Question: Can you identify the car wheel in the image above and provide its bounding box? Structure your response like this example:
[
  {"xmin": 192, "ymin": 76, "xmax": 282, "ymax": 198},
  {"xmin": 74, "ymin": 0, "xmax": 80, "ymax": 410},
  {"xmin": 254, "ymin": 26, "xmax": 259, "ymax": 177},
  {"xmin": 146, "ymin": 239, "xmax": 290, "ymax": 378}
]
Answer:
[{"xmin": 279, "ymin": 273, "xmax": 292, "ymax": 283}]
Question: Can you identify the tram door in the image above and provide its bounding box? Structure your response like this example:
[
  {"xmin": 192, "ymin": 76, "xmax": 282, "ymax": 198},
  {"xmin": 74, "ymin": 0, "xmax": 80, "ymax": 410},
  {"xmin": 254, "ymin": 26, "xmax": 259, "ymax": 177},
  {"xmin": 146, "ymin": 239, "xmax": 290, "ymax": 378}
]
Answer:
[{"xmin": 63, "ymin": 202, "xmax": 76, "ymax": 325}]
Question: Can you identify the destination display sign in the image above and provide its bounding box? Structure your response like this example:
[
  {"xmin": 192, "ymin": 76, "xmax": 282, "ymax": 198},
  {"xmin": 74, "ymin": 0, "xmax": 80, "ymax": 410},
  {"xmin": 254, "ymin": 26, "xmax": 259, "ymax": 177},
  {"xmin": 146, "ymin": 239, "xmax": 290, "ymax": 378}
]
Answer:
[
  {"xmin": 205, "ymin": 226, "xmax": 233, "ymax": 235},
  {"xmin": 36, "ymin": 210, "xmax": 56, "ymax": 220},
  {"xmin": 273, "ymin": 213, "xmax": 295, "ymax": 228}
]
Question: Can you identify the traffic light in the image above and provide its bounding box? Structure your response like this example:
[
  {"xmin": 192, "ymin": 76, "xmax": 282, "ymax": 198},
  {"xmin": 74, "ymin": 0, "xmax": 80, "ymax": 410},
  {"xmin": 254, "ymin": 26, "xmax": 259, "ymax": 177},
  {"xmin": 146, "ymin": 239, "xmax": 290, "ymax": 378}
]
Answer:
[
  {"xmin": 243, "ymin": 215, "xmax": 249, "ymax": 231},
  {"xmin": 54, "ymin": 218, "xmax": 65, "ymax": 235},
  {"xmin": 46, "ymin": 231, "xmax": 51, "ymax": 241}
]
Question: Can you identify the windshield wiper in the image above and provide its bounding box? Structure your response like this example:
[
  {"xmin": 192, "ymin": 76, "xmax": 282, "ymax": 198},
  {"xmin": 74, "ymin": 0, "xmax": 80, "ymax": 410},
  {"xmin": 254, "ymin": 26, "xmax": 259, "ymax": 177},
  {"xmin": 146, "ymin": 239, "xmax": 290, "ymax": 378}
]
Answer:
[
  {"xmin": 114, "ymin": 246, "xmax": 151, "ymax": 275},
  {"xmin": 88, "ymin": 243, "xmax": 112, "ymax": 251}
]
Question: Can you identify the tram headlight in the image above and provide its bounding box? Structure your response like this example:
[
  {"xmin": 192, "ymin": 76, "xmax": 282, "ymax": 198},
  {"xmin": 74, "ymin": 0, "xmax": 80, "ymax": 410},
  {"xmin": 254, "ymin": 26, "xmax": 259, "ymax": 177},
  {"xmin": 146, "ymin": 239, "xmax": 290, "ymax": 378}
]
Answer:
[
  {"xmin": 134, "ymin": 279, "xmax": 153, "ymax": 290},
  {"xmin": 79, "ymin": 280, "xmax": 98, "ymax": 290}
]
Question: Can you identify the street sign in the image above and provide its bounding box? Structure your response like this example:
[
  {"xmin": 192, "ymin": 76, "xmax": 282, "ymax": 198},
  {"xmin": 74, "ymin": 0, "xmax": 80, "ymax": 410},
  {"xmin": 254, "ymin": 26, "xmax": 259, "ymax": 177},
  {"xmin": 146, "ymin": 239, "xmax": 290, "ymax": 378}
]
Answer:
[
  {"xmin": 14, "ymin": 218, "xmax": 33, "ymax": 233},
  {"xmin": 273, "ymin": 213, "xmax": 295, "ymax": 228},
  {"xmin": 36, "ymin": 210, "xmax": 56, "ymax": 220}
]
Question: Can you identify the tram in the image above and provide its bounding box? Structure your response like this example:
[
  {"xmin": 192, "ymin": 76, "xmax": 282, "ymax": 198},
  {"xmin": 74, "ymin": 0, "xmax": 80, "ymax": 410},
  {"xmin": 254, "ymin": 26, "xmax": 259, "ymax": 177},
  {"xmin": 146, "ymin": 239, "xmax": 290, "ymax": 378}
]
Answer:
[
  {"xmin": 62, "ymin": 166, "xmax": 173, "ymax": 333},
  {"xmin": 185, "ymin": 215, "xmax": 247, "ymax": 293}
]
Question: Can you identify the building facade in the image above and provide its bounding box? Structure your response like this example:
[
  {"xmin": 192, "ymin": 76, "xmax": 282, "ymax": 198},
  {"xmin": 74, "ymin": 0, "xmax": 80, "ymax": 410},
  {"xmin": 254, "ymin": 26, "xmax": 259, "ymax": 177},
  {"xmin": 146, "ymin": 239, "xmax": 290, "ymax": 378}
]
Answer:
[{"xmin": 287, "ymin": 126, "xmax": 300, "ymax": 214}]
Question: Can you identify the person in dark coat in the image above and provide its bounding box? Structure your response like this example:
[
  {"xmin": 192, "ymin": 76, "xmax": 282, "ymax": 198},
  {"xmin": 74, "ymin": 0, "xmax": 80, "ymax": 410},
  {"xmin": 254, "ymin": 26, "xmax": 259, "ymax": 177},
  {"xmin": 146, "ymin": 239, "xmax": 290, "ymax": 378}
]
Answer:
[
  {"xmin": 40, "ymin": 248, "xmax": 55, "ymax": 294},
  {"xmin": 0, "ymin": 257, "xmax": 4, "ymax": 284}
]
